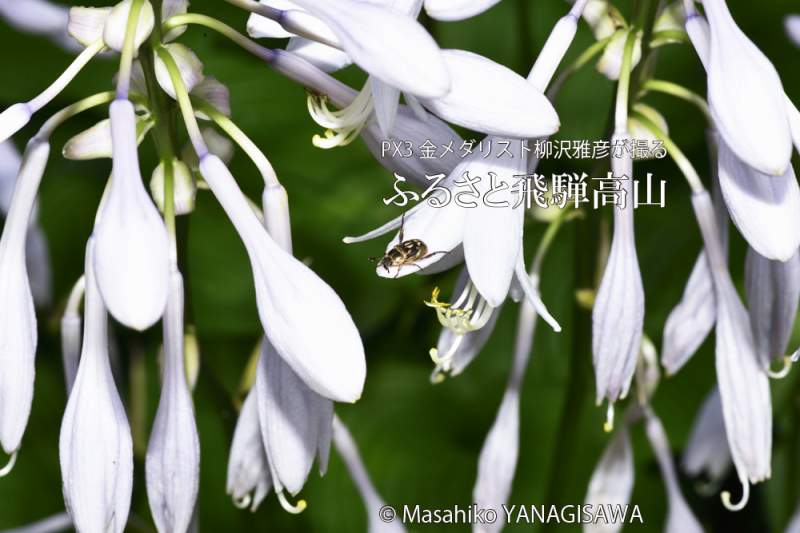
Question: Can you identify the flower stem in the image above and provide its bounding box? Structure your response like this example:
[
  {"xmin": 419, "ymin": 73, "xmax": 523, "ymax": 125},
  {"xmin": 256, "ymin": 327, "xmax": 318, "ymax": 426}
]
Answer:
[
  {"xmin": 614, "ymin": 29, "xmax": 639, "ymax": 133},
  {"xmin": 220, "ymin": 0, "xmax": 339, "ymax": 48},
  {"xmin": 116, "ymin": 0, "xmax": 146, "ymax": 98},
  {"xmin": 163, "ymin": 13, "xmax": 274, "ymax": 62},
  {"xmin": 26, "ymin": 39, "xmax": 105, "ymax": 112},
  {"xmin": 640, "ymin": 79, "xmax": 711, "ymax": 121},
  {"xmin": 36, "ymin": 91, "xmax": 118, "ymax": 139},
  {"xmin": 629, "ymin": 109, "xmax": 705, "ymax": 193},
  {"xmin": 192, "ymin": 100, "xmax": 280, "ymax": 188},
  {"xmin": 154, "ymin": 45, "xmax": 207, "ymax": 156}
]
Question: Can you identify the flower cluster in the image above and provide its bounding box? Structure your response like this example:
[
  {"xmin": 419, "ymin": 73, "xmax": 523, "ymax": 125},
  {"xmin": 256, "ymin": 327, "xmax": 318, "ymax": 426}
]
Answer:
[{"xmin": 0, "ymin": 0, "xmax": 800, "ymax": 531}]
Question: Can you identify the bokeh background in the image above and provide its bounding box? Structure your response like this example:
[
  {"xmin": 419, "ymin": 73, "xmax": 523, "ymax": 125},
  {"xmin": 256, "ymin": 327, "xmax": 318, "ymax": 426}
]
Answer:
[{"xmin": 0, "ymin": 0, "xmax": 799, "ymax": 531}]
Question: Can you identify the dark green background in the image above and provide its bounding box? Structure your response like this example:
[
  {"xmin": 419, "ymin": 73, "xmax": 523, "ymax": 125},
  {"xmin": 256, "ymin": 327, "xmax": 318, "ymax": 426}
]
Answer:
[{"xmin": 0, "ymin": 0, "xmax": 798, "ymax": 531}]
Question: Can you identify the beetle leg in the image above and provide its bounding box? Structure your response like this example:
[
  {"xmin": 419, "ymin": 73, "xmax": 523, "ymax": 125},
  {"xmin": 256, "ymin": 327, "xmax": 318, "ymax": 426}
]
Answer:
[{"xmin": 398, "ymin": 212, "xmax": 406, "ymax": 243}]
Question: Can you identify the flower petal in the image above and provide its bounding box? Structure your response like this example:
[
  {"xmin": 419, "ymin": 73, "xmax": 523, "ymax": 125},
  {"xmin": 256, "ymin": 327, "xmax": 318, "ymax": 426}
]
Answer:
[
  {"xmin": 226, "ymin": 389, "xmax": 272, "ymax": 511},
  {"xmin": 423, "ymin": 0, "xmax": 501, "ymax": 21},
  {"xmin": 286, "ymin": 37, "xmax": 352, "ymax": 73},
  {"xmin": 154, "ymin": 43, "xmax": 205, "ymax": 100},
  {"xmin": 584, "ymin": 423, "xmax": 634, "ymax": 533},
  {"xmin": 103, "ymin": 0, "xmax": 155, "ymax": 53},
  {"xmin": 682, "ymin": 387, "xmax": 731, "ymax": 484},
  {"xmin": 421, "ymin": 50, "xmax": 559, "ymax": 138},
  {"xmin": 67, "ymin": 6, "xmax": 111, "ymax": 47},
  {"xmin": 717, "ymin": 139, "xmax": 800, "ymax": 262},
  {"xmin": 370, "ymin": 78, "xmax": 401, "ymax": 139},
  {"xmin": 786, "ymin": 15, "xmax": 800, "ymax": 48}
]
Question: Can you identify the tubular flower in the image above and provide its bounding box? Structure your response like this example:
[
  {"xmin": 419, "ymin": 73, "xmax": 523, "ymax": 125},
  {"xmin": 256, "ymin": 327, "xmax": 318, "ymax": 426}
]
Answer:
[
  {"xmin": 59, "ymin": 239, "xmax": 133, "ymax": 533},
  {"xmin": 226, "ymin": 389, "xmax": 272, "ymax": 512},
  {"xmin": 93, "ymin": 99, "xmax": 170, "ymax": 331},
  {"xmin": 592, "ymin": 134, "xmax": 645, "ymax": 408},
  {"xmin": 682, "ymin": 387, "xmax": 731, "ymax": 486},
  {"xmin": 692, "ymin": 190, "xmax": 771, "ymax": 510},
  {"xmin": 145, "ymin": 271, "xmax": 200, "ymax": 533}
]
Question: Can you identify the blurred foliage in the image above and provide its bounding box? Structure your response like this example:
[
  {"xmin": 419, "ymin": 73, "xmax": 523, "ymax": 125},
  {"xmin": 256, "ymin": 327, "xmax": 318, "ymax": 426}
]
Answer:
[{"xmin": 1, "ymin": 0, "xmax": 800, "ymax": 531}]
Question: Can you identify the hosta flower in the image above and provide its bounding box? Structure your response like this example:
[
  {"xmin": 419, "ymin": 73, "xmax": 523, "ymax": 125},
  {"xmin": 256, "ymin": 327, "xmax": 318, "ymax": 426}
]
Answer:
[
  {"xmin": 60, "ymin": 239, "xmax": 133, "ymax": 533},
  {"xmin": 332, "ymin": 416, "xmax": 406, "ymax": 533},
  {"xmin": 584, "ymin": 416, "xmax": 634, "ymax": 533},
  {"xmin": 662, "ymin": 133, "xmax": 727, "ymax": 375},
  {"xmin": 198, "ymin": 154, "xmax": 366, "ymax": 402},
  {"xmin": 700, "ymin": 0, "xmax": 792, "ymax": 176},
  {"xmin": 745, "ymin": 248, "xmax": 800, "ymax": 370},
  {"xmin": 145, "ymin": 271, "xmax": 200, "ymax": 533},
  {"xmin": 0, "ymin": 138, "xmax": 49, "ymax": 464},
  {"xmin": 93, "ymin": 99, "xmax": 170, "ymax": 331},
  {"xmin": 0, "ymin": 140, "xmax": 52, "ymax": 308},
  {"xmin": 597, "ymin": 28, "xmax": 642, "ymax": 81},
  {"xmin": 643, "ymin": 409, "xmax": 703, "ymax": 533},
  {"xmin": 150, "ymin": 159, "xmax": 196, "ymax": 215},
  {"xmin": 472, "ymin": 293, "xmax": 537, "ymax": 532},
  {"xmin": 691, "ymin": 190, "xmax": 771, "ymax": 510},
  {"xmin": 592, "ymin": 134, "xmax": 644, "ymax": 408},
  {"xmin": 682, "ymin": 387, "xmax": 731, "ymax": 485},
  {"xmin": 255, "ymin": 339, "xmax": 332, "ymax": 504},
  {"xmin": 227, "ymin": 389, "xmax": 272, "ymax": 511}
]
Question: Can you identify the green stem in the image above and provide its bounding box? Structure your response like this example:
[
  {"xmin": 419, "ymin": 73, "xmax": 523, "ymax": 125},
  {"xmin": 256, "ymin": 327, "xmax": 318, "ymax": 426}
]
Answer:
[
  {"xmin": 640, "ymin": 79, "xmax": 711, "ymax": 121},
  {"xmin": 163, "ymin": 13, "xmax": 274, "ymax": 62},
  {"xmin": 36, "ymin": 91, "xmax": 117, "ymax": 139},
  {"xmin": 155, "ymin": 45, "xmax": 206, "ymax": 155},
  {"xmin": 116, "ymin": 0, "xmax": 146, "ymax": 98},
  {"xmin": 546, "ymin": 36, "xmax": 612, "ymax": 101},
  {"xmin": 192, "ymin": 99, "xmax": 279, "ymax": 187},
  {"xmin": 630, "ymin": 109, "xmax": 704, "ymax": 193},
  {"xmin": 614, "ymin": 29, "xmax": 639, "ymax": 133}
]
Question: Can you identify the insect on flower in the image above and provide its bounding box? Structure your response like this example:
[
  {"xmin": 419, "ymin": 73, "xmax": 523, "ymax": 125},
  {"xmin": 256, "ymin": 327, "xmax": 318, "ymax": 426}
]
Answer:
[{"xmin": 370, "ymin": 213, "xmax": 450, "ymax": 277}]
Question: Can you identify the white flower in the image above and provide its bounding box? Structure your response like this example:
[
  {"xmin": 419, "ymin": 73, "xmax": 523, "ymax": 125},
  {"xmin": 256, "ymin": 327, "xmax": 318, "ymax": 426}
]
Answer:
[
  {"xmin": 255, "ymin": 339, "xmax": 332, "ymax": 500},
  {"xmin": 419, "ymin": 49, "xmax": 560, "ymax": 138},
  {"xmin": 0, "ymin": 103, "xmax": 33, "ymax": 147},
  {"xmin": 60, "ymin": 239, "xmax": 133, "ymax": 533},
  {"xmin": 423, "ymin": 0, "xmax": 501, "ymax": 21},
  {"xmin": 102, "ymin": 0, "xmax": 155, "ymax": 53},
  {"xmin": 662, "ymin": 139, "xmax": 728, "ymax": 375},
  {"xmin": 643, "ymin": 409, "xmax": 703, "ymax": 533},
  {"xmin": 716, "ymin": 139, "xmax": 800, "ymax": 262},
  {"xmin": 592, "ymin": 135, "xmax": 644, "ymax": 406},
  {"xmin": 154, "ymin": 43, "xmax": 205, "ymax": 99},
  {"xmin": 745, "ymin": 248, "xmax": 800, "ymax": 370},
  {"xmin": 0, "ymin": 138, "xmax": 49, "ymax": 462},
  {"xmin": 472, "ymin": 291, "xmax": 538, "ymax": 533},
  {"xmin": 93, "ymin": 99, "xmax": 170, "ymax": 331},
  {"xmin": 584, "ymin": 419, "xmax": 634, "ymax": 533},
  {"xmin": 702, "ymin": 0, "xmax": 792, "ymax": 176},
  {"xmin": 226, "ymin": 389, "xmax": 272, "ymax": 511},
  {"xmin": 63, "ymin": 116, "xmax": 153, "ymax": 161},
  {"xmin": 332, "ymin": 416, "xmax": 406, "ymax": 533},
  {"xmin": 145, "ymin": 271, "xmax": 200, "ymax": 533},
  {"xmin": 682, "ymin": 387, "xmax": 731, "ymax": 485},
  {"xmin": 691, "ymin": 190, "xmax": 771, "ymax": 510},
  {"xmin": 198, "ymin": 154, "xmax": 366, "ymax": 402},
  {"xmin": 787, "ymin": 15, "xmax": 800, "ymax": 48}
]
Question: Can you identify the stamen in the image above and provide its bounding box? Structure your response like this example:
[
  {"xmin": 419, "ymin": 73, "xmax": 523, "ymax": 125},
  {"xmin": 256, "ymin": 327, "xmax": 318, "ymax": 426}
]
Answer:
[
  {"xmin": 766, "ymin": 356, "xmax": 792, "ymax": 379},
  {"xmin": 233, "ymin": 494, "xmax": 252, "ymax": 509},
  {"xmin": 0, "ymin": 450, "xmax": 18, "ymax": 477},
  {"xmin": 306, "ymin": 85, "xmax": 374, "ymax": 149},
  {"xmin": 721, "ymin": 474, "xmax": 750, "ymax": 511},
  {"xmin": 277, "ymin": 491, "xmax": 307, "ymax": 514},
  {"xmin": 603, "ymin": 403, "xmax": 615, "ymax": 433}
]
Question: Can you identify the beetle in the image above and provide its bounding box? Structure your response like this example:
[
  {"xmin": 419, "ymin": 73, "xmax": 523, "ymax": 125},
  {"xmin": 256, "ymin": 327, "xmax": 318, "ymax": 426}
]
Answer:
[{"xmin": 371, "ymin": 213, "xmax": 449, "ymax": 277}]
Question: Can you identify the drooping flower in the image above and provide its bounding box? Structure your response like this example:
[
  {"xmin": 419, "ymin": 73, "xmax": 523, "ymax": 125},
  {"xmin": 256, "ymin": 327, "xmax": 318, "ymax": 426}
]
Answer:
[
  {"xmin": 198, "ymin": 154, "xmax": 366, "ymax": 402},
  {"xmin": 744, "ymin": 247, "xmax": 800, "ymax": 371},
  {"xmin": 0, "ymin": 0, "xmax": 78, "ymax": 51},
  {"xmin": 701, "ymin": 0, "xmax": 792, "ymax": 176},
  {"xmin": 592, "ymin": 134, "xmax": 645, "ymax": 409},
  {"xmin": 145, "ymin": 271, "xmax": 200, "ymax": 533},
  {"xmin": 0, "ymin": 137, "xmax": 49, "ymax": 467},
  {"xmin": 662, "ymin": 132, "xmax": 727, "ymax": 375},
  {"xmin": 584, "ymin": 415, "xmax": 634, "ymax": 533},
  {"xmin": 691, "ymin": 190, "xmax": 771, "ymax": 510},
  {"xmin": 60, "ymin": 239, "xmax": 133, "ymax": 533},
  {"xmin": 682, "ymin": 387, "xmax": 731, "ymax": 486},
  {"xmin": 226, "ymin": 389, "xmax": 272, "ymax": 512},
  {"xmin": 643, "ymin": 408, "xmax": 703, "ymax": 533},
  {"xmin": 255, "ymin": 340, "xmax": 333, "ymax": 505},
  {"xmin": 93, "ymin": 99, "xmax": 170, "ymax": 331},
  {"xmin": 472, "ymin": 288, "xmax": 537, "ymax": 532}
]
